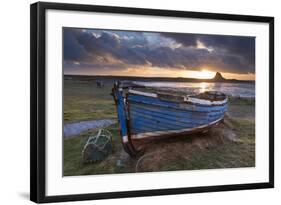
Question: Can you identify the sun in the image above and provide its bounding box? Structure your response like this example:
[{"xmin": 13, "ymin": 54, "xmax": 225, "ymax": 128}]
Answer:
[{"xmin": 188, "ymin": 70, "xmax": 215, "ymax": 79}]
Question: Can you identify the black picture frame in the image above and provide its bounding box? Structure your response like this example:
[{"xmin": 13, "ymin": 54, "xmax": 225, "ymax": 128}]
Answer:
[{"xmin": 30, "ymin": 2, "xmax": 274, "ymax": 203}]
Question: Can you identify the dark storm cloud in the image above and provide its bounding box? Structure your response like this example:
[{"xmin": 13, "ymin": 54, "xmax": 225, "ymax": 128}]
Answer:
[
  {"xmin": 63, "ymin": 28, "xmax": 255, "ymax": 74},
  {"xmin": 162, "ymin": 33, "xmax": 255, "ymax": 73},
  {"xmin": 64, "ymin": 28, "xmax": 151, "ymax": 67},
  {"xmin": 161, "ymin": 33, "xmax": 198, "ymax": 47}
]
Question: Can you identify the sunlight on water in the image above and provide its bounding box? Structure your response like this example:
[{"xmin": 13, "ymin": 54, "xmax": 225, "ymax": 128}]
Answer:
[
  {"xmin": 199, "ymin": 82, "xmax": 208, "ymax": 93},
  {"xmin": 134, "ymin": 81, "xmax": 255, "ymax": 98}
]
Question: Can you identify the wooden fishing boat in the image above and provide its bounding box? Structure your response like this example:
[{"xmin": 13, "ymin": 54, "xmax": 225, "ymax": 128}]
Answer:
[{"xmin": 112, "ymin": 81, "xmax": 228, "ymax": 157}]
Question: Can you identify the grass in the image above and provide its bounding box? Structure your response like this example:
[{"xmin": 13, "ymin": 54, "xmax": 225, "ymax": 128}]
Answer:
[
  {"xmin": 63, "ymin": 78, "xmax": 255, "ymax": 176},
  {"xmin": 64, "ymin": 79, "xmax": 116, "ymax": 123},
  {"xmin": 64, "ymin": 117, "xmax": 255, "ymax": 175},
  {"xmin": 155, "ymin": 119, "xmax": 255, "ymax": 171},
  {"xmin": 63, "ymin": 124, "xmax": 133, "ymax": 175}
]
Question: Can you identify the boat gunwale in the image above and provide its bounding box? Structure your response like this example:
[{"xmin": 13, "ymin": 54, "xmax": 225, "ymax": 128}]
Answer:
[
  {"xmin": 128, "ymin": 96, "xmax": 228, "ymax": 111},
  {"xmin": 128, "ymin": 89, "xmax": 228, "ymax": 107}
]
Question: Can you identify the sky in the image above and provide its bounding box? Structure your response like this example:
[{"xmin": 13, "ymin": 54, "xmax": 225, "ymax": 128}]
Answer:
[{"xmin": 63, "ymin": 28, "xmax": 255, "ymax": 80}]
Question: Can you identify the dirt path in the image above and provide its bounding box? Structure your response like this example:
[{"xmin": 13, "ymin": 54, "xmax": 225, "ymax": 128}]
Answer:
[{"xmin": 64, "ymin": 119, "xmax": 117, "ymax": 138}]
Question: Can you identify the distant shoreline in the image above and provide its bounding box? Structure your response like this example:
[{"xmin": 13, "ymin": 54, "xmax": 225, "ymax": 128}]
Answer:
[{"xmin": 64, "ymin": 74, "xmax": 255, "ymax": 84}]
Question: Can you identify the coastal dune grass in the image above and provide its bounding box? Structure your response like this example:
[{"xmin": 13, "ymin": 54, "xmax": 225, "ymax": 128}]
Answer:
[{"xmin": 63, "ymin": 79, "xmax": 255, "ymax": 176}]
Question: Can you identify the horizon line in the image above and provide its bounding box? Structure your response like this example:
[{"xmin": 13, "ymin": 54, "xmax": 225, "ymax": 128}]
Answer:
[{"xmin": 63, "ymin": 73, "xmax": 255, "ymax": 81}]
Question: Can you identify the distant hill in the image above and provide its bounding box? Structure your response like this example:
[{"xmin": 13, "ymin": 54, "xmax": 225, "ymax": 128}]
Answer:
[
  {"xmin": 64, "ymin": 73, "xmax": 254, "ymax": 84},
  {"xmin": 213, "ymin": 72, "xmax": 225, "ymax": 81}
]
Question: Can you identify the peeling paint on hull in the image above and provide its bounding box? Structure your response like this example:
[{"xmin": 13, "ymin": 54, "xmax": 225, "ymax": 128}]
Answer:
[{"xmin": 112, "ymin": 82, "xmax": 228, "ymax": 156}]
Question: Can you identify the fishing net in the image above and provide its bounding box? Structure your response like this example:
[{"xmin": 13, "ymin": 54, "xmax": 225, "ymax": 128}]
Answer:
[{"xmin": 82, "ymin": 129, "xmax": 113, "ymax": 163}]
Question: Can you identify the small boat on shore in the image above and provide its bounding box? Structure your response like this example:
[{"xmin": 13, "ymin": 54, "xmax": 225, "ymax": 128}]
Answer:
[{"xmin": 112, "ymin": 81, "xmax": 228, "ymax": 157}]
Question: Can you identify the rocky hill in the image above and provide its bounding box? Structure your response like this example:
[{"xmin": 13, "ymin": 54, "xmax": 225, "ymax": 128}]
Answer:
[{"xmin": 212, "ymin": 72, "xmax": 226, "ymax": 81}]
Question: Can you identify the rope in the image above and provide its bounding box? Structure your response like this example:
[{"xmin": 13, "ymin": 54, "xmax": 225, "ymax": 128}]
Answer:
[{"xmin": 135, "ymin": 151, "xmax": 164, "ymax": 172}]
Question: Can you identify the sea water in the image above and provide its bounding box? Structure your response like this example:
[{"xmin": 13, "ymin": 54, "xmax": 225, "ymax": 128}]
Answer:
[{"xmin": 134, "ymin": 81, "xmax": 255, "ymax": 98}]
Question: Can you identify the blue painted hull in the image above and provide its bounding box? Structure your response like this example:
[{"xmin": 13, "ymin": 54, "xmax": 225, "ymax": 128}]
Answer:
[
  {"xmin": 112, "ymin": 82, "xmax": 228, "ymax": 156},
  {"xmin": 128, "ymin": 94, "xmax": 227, "ymax": 136}
]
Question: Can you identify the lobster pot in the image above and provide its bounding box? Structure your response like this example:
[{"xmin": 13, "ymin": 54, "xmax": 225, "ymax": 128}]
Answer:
[{"xmin": 82, "ymin": 129, "xmax": 112, "ymax": 163}]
